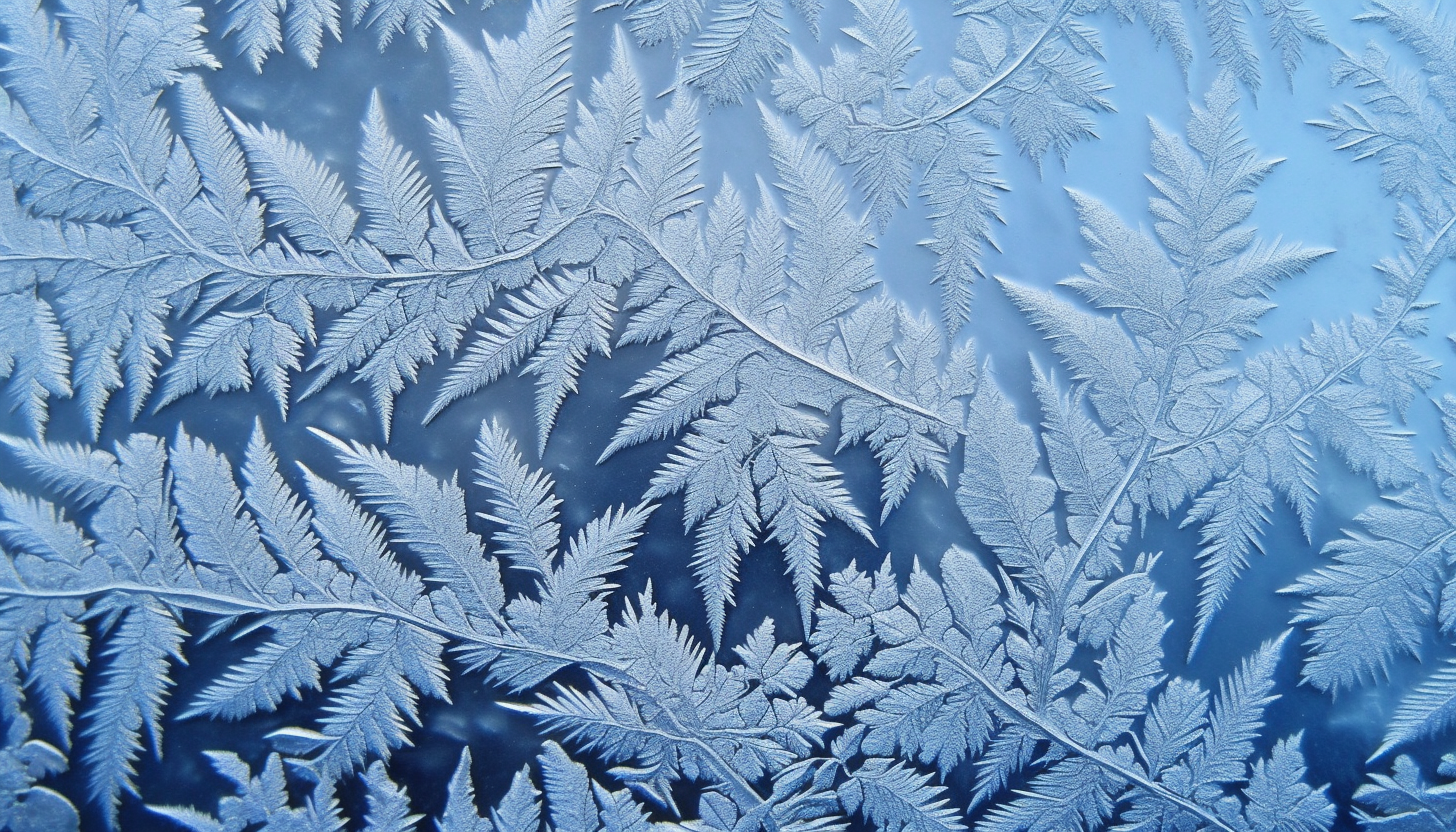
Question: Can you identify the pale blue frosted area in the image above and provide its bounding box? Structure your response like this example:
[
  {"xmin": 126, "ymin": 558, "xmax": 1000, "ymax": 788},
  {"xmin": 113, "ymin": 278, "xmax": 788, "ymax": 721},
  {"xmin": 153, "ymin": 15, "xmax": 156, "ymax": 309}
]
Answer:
[{"xmin": 1, "ymin": 0, "xmax": 1454, "ymax": 829}]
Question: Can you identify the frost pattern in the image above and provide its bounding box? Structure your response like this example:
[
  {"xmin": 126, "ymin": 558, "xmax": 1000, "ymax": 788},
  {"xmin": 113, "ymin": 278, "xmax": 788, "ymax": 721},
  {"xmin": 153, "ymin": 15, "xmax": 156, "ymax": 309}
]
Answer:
[
  {"xmin": 0, "ymin": 418, "xmax": 1335, "ymax": 831},
  {"xmin": 0, "ymin": 0, "xmax": 1452, "ymax": 829},
  {"xmin": 773, "ymin": 0, "xmax": 1326, "ymax": 331}
]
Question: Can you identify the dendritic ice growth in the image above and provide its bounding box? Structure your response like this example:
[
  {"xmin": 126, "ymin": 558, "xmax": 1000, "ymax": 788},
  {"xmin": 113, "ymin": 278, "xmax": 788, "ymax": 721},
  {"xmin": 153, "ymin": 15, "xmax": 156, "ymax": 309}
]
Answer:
[{"xmin": 0, "ymin": 0, "xmax": 1453, "ymax": 830}]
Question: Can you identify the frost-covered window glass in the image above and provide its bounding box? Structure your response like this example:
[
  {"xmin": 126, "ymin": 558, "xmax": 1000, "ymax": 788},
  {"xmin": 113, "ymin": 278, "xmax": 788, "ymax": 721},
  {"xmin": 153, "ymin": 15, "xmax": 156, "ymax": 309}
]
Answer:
[{"xmin": 2, "ymin": 0, "xmax": 1455, "ymax": 828}]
